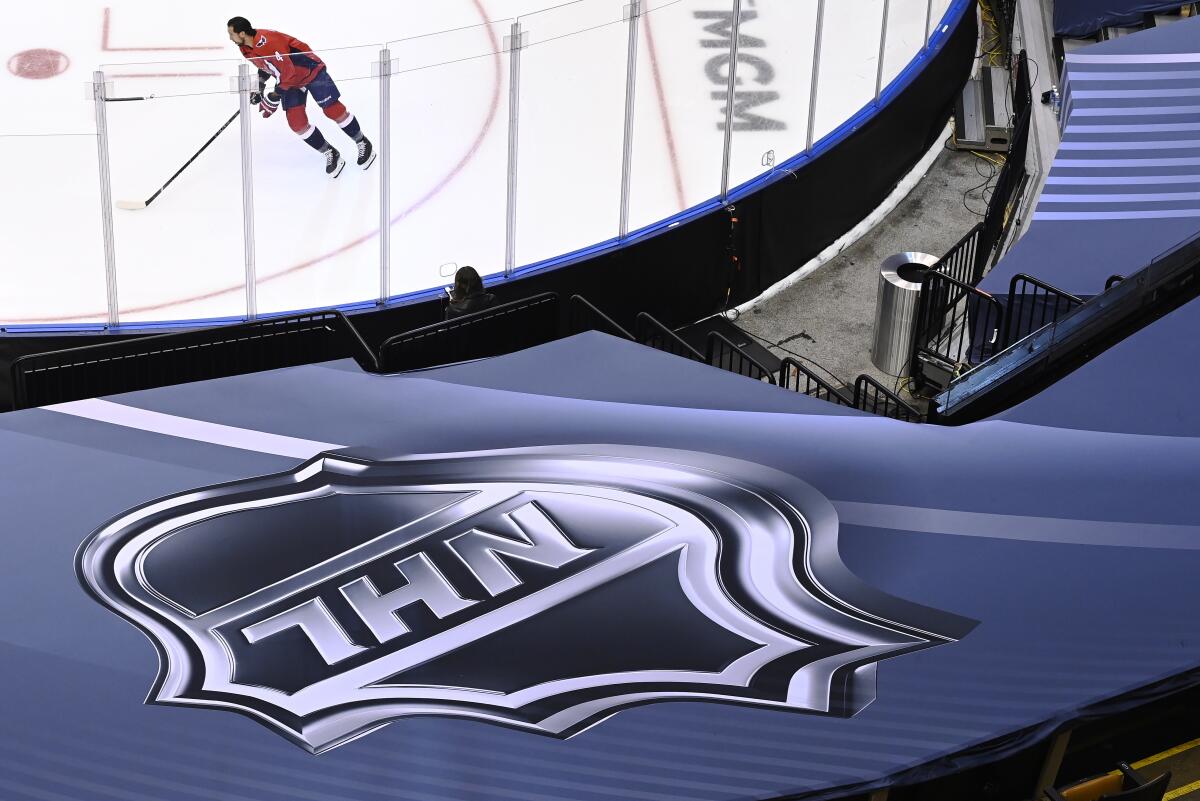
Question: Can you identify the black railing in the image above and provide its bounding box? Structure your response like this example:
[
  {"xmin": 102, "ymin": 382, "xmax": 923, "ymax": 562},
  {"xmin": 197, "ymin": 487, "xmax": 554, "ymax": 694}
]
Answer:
[
  {"xmin": 1105, "ymin": 274, "xmax": 1125, "ymax": 291},
  {"xmin": 378, "ymin": 293, "xmax": 559, "ymax": 372},
  {"xmin": 911, "ymin": 271, "xmax": 1006, "ymax": 390},
  {"xmin": 853, "ymin": 375, "xmax": 924, "ymax": 422},
  {"xmin": 1013, "ymin": 47, "xmax": 1032, "ymax": 117},
  {"xmin": 980, "ymin": 110, "xmax": 1029, "ymax": 269},
  {"xmin": 930, "ymin": 52, "xmax": 1031, "ymax": 288},
  {"xmin": 779, "ymin": 358, "xmax": 851, "ymax": 406},
  {"xmin": 1003, "ymin": 273, "xmax": 1084, "ymax": 346},
  {"xmin": 635, "ymin": 312, "xmax": 705, "ymax": 362},
  {"xmin": 977, "ymin": 51, "xmax": 1032, "ymax": 274},
  {"xmin": 932, "ymin": 223, "xmax": 986, "ymax": 286},
  {"xmin": 10, "ymin": 310, "xmax": 377, "ymax": 410},
  {"xmin": 936, "ymin": 228, "xmax": 1200, "ymax": 422},
  {"xmin": 569, "ymin": 295, "xmax": 634, "ymax": 340},
  {"xmin": 705, "ymin": 331, "xmax": 776, "ymax": 384}
]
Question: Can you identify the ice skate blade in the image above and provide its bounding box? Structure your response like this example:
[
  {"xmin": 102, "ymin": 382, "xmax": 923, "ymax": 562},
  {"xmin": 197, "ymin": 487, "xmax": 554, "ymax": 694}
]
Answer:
[
  {"xmin": 360, "ymin": 150, "xmax": 377, "ymax": 171},
  {"xmin": 328, "ymin": 158, "xmax": 346, "ymax": 179}
]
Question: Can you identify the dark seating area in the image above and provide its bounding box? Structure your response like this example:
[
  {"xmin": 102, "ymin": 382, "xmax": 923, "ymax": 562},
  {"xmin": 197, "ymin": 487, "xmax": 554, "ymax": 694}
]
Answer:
[
  {"xmin": 378, "ymin": 293, "xmax": 559, "ymax": 372},
  {"xmin": 9, "ymin": 311, "xmax": 378, "ymax": 410},
  {"xmin": 7, "ymin": 290, "xmax": 926, "ymax": 421}
]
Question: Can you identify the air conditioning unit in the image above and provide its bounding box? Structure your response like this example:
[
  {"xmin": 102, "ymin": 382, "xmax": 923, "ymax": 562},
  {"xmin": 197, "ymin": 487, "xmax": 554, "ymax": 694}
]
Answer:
[{"xmin": 952, "ymin": 66, "xmax": 1014, "ymax": 153}]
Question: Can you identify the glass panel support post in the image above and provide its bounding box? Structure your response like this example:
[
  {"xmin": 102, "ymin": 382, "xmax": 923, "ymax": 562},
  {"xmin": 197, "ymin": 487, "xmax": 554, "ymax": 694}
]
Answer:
[
  {"xmin": 92, "ymin": 70, "xmax": 120, "ymax": 328},
  {"xmin": 925, "ymin": 0, "xmax": 934, "ymax": 50},
  {"xmin": 503, "ymin": 21, "xmax": 526, "ymax": 277},
  {"xmin": 719, "ymin": 0, "xmax": 744, "ymax": 200},
  {"xmin": 875, "ymin": 0, "xmax": 891, "ymax": 101},
  {"xmin": 378, "ymin": 48, "xmax": 393, "ymax": 305},
  {"xmin": 237, "ymin": 64, "xmax": 257, "ymax": 321},
  {"xmin": 618, "ymin": 1, "xmax": 642, "ymax": 239},
  {"xmin": 805, "ymin": 0, "xmax": 827, "ymax": 152}
]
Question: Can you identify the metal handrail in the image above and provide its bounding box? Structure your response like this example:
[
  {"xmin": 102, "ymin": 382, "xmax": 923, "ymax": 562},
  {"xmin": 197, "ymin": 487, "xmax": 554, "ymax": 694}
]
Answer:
[
  {"xmin": 10, "ymin": 310, "xmax": 377, "ymax": 410},
  {"xmin": 705, "ymin": 331, "xmax": 776, "ymax": 384},
  {"xmin": 1007, "ymin": 272, "xmax": 1084, "ymax": 302},
  {"xmin": 853, "ymin": 374, "xmax": 923, "ymax": 422},
  {"xmin": 932, "ymin": 222, "xmax": 985, "ymax": 286},
  {"xmin": 568, "ymin": 295, "xmax": 634, "ymax": 341},
  {"xmin": 936, "ymin": 225, "xmax": 1200, "ymax": 422},
  {"xmin": 978, "ymin": 51, "xmax": 1033, "ymax": 272},
  {"xmin": 910, "ymin": 270, "xmax": 1006, "ymax": 388},
  {"xmin": 1003, "ymin": 273, "xmax": 1084, "ymax": 347},
  {"xmin": 634, "ymin": 312, "xmax": 705, "ymax": 362},
  {"xmin": 779, "ymin": 357, "xmax": 852, "ymax": 405},
  {"xmin": 378, "ymin": 292, "xmax": 559, "ymax": 372}
]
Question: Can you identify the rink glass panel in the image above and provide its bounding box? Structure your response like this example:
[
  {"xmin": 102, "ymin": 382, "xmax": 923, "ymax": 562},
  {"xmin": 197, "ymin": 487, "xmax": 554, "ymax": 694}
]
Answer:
[
  {"xmin": 514, "ymin": 0, "xmax": 627, "ymax": 268},
  {"xmin": 251, "ymin": 44, "xmax": 381, "ymax": 316},
  {"xmin": 387, "ymin": 22, "xmax": 513, "ymax": 298},
  {"xmin": 929, "ymin": 0, "xmax": 954, "ymax": 38},
  {"xmin": 626, "ymin": 0, "xmax": 725, "ymax": 234},
  {"xmin": 725, "ymin": 0, "xmax": 819, "ymax": 192},
  {"xmin": 106, "ymin": 66, "xmax": 249, "ymax": 323},
  {"xmin": 809, "ymin": 0, "xmax": 886, "ymax": 145},
  {"xmin": 881, "ymin": 0, "xmax": 932, "ymax": 91},
  {"xmin": 0, "ymin": 132, "xmax": 109, "ymax": 325}
]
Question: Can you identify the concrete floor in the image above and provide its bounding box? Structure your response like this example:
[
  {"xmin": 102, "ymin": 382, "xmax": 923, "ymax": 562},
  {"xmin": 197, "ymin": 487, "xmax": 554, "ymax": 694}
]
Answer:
[{"xmin": 734, "ymin": 144, "xmax": 996, "ymax": 404}]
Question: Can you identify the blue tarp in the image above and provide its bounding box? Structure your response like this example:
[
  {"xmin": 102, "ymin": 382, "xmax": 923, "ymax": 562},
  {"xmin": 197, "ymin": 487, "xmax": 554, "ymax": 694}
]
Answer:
[
  {"xmin": 1054, "ymin": 0, "xmax": 1185, "ymax": 37},
  {"xmin": 982, "ymin": 17, "xmax": 1200, "ymax": 296},
  {"xmin": 2, "ymin": 331, "xmax": 1199, "ymax": 801},
  {"xmin": 999, "ymin": 292, "xmax": 1200, "ymax": 435}
]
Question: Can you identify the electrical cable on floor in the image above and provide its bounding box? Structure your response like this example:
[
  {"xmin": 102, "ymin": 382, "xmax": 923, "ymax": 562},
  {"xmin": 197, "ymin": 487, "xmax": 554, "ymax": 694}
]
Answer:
[
  {"xmin": 961, "ymin": 151, "xmax": 999, "ymax": 217},
  {"xmin": 724, "ymin": 311, "xmax": 848, "ymax": 387},
  {"xmin": 942, "ymin": 121, "xmax": 1004, "ymax": 218}
]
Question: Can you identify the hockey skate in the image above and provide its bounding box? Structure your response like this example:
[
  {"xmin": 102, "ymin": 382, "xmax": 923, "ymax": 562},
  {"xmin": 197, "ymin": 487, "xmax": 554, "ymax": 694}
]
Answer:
[
  {"xmin": 357, "ymin": 137, "xmax": 377, "ymax": 170},
  {"xmin": 325, "ymin": 147, "xmax": 346, "ymax": 179}
]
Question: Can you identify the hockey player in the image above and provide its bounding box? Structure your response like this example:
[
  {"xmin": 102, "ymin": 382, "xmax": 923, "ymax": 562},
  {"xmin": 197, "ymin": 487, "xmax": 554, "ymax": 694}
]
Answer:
[{"xmin": 227, "ymin": 16, "xmax": 376, "ymax": 178}]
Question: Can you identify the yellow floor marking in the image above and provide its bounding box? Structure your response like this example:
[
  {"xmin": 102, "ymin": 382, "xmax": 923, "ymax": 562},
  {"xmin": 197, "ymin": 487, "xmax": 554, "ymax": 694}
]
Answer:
[
  {"xmin": 1165, "ymin": 777, "xmax": 1200, "ymax": 800},
  {"xmin": 1134, "ymin": 738, "xmax": 1200, "ymax": 770}
]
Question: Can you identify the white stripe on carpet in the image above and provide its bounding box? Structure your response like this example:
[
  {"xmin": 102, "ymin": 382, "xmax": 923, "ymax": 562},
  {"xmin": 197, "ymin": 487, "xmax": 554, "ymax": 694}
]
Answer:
[{"xmin": 44, "ymin": 399, "xmax": 343, "ymax": 458}]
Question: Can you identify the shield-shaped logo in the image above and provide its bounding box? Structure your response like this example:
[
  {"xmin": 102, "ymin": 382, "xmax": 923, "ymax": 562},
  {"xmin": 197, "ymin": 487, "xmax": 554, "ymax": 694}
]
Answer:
[{"xmin": 78, "ymin": 446, "xmax": 975, "ymax": 753}]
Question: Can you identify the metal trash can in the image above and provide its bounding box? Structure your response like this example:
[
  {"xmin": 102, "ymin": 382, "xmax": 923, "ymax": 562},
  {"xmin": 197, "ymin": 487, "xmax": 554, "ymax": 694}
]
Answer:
[{"xmin": 870, "ymin": 251, "xmax": 939, "ymax": 375}]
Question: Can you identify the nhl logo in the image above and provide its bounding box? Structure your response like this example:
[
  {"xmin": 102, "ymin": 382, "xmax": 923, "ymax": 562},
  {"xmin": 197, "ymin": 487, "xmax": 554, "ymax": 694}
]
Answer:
[{"xmin": 77, "ymin": 447, "xmax": 974, "ymax": 753}]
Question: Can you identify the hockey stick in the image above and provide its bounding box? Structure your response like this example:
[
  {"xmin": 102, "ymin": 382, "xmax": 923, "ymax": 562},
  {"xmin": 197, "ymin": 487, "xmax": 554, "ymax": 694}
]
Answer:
[{"xmin": 116, "ymin": 110, "xmax": 240, "ymax": 210}]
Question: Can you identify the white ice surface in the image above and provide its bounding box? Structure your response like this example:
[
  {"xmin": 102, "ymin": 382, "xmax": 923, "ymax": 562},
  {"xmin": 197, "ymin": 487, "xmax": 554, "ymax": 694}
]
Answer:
[{"xmin": 0, "ymin": 0, "xmax": 956, "ymax": 325}]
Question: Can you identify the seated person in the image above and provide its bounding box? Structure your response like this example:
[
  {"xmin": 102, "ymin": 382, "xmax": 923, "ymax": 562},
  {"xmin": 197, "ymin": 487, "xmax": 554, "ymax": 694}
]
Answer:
[{"xmin": 445, "ymin": 266, "xmax": 496, "ymax": 319}]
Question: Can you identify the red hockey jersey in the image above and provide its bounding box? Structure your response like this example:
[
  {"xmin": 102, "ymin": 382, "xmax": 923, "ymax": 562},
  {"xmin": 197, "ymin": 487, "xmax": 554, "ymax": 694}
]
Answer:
[{"xmin": 238, "ymin": 29, "xmax": 325, "ymax": 90}]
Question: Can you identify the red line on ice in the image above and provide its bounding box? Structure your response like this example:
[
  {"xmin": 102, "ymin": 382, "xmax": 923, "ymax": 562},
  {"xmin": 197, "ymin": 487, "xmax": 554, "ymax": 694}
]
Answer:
[
  {"xmin": 110, "ymin": 73, "xmax": 222, "ymax": 78},
  {"xmin": 642, "ymin": 10, "xmax": 687, "ymax": 213}
]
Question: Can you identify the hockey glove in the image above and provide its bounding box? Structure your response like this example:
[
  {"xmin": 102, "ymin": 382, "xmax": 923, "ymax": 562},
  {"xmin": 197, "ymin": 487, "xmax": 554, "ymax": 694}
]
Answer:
[{"xmin": 258, "ymin": 91, "xmax": 281, "ymax": 119}]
